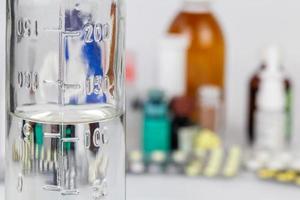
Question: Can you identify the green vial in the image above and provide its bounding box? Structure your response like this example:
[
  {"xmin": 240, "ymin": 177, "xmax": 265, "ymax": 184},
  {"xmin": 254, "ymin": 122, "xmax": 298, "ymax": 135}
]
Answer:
[{"xmin": 143, "ymin": 90, "xmax": 170, "ymax": 158}]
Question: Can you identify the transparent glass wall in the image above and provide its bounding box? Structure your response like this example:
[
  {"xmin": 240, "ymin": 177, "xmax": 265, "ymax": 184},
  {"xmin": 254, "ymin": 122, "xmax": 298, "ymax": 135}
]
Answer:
[{"xmin": 6, "ymin": 0, "xmax": 125, "ymax": 199}]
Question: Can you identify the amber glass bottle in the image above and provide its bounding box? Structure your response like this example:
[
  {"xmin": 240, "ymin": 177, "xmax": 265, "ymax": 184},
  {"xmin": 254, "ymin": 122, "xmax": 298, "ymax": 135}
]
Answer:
[{"xmin": 168, "ymin": 0, "xmax": 225, "ymax": 99}]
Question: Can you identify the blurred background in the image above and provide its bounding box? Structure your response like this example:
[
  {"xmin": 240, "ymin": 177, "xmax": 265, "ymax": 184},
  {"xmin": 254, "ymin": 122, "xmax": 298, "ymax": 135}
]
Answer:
[
  {"xmin": 125, "ymin": 0, "xmax": 300, "ymax": 145},
  {"xmin": 2, "ymin": 0, "xmax": 300, "ymax": 199}
]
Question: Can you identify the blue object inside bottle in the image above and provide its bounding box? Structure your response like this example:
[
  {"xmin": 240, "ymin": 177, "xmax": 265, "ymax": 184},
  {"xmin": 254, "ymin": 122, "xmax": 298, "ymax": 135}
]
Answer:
[{"xmin": 65, "ymin": 9, "xmax": 106, "ymax": 104}]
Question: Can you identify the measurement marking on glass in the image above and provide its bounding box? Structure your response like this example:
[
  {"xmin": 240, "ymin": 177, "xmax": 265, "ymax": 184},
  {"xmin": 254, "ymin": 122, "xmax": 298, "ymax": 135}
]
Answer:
[
  {"xmin": 17, "ymin": 173, "xmax": 23, "ymax": 192},
  {"xmin": 43, "ymin": 185, "xmax": 61, "ymax": 191},
  {"xmin": 86, "ymin": 75, "xmax": 110, "ymax": 96},
  {"xmin": 61, "ymin": 189, "xmax": 80, "ymax": 196},
  {"xmin": 18, "ymin": 71, "xmax": 39, "ymax": 91},
  {"xmin": 44, "ymin": 23, "xmax": 110, "ymax": 44},
  {"xmin": 61, "ymin": 137, "xmax": 79, "ymax": 143},
  {"xmin": 44, "ymin": 132, "xmax": 60, "ymax": 138},
  {"xmin": 17, "ymin": 72, "xmax": 23, "ymax": 88},
  {"xmin": 17, "ymin": 18, "xmax": 38, "ymax": 38},
  {"xmin": 93, "ymin": 127, "xmax": 108, "ymax": 148},
  {"xmin": 43, "ymin": 79, "xmax": 81, "ymax": 91},
  {"xmin": 85, "ymin": 130, "xmax": 91, "ymax": 149},
  {"xmin": 83, "ymin": 23, "xmax": 110, "ymax": 43}
]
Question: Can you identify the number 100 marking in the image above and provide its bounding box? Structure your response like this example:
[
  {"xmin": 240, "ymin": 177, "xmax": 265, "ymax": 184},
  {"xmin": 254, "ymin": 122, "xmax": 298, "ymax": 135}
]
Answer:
[{"xmin": 83, "ymin": 23, "xmax": 110, "ymax": 43}]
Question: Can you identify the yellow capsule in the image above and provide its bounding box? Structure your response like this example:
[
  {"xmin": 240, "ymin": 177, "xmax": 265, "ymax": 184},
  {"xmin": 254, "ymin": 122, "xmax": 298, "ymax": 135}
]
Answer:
[
  {"xmin": 258, "ymin": 169, "xmax": 276, "ymax": 179},
  {"xmin": 223, "ymin": 146, "xmax": 241, "ymax": 178},
  {"xmin": 194, "ymin": 129, "xmax": 221, "ymax": 151},
  {"xmin": 276, "ymin": 172, "xmax": 291, "ymax": 183},
  {"xmin": 275, "ymin": 170, "xmax": 296, "ymax": 183},
  {"xmin": 185, "ymin": 161, "xmax": 202, "ymax": 177},
  {"xmin": 203, "ymin": 148, "xmax": 223, "ymax": 177},
  {"xmin": 286, "ymin": 171, "xmax": 297, "ymax": 181},
  {"xmin": 295, "ymin": 177, "xmax": 300, "ymax": 186}
]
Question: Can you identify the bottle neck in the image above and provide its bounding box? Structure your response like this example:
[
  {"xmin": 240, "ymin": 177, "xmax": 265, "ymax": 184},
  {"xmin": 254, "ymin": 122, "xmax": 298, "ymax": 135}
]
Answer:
[{"xmin": 183, "ymin": 1, "xmax": 211, "ymax": 13}]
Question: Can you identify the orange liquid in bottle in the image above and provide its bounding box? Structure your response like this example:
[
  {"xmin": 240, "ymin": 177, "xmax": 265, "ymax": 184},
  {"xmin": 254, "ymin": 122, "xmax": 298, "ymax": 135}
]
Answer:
[{"xmin": 168, "ymin": 4, "xmax": 225, "ymax": 99}]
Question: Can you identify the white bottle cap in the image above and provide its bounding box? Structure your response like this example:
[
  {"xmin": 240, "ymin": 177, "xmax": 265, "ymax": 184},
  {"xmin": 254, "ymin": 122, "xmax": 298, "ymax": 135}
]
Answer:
[
  {"xmin": 129, "ymin": 151, "xmax": 143, "ymax": 162},
  {"xmin": 172, "ymin": 151, "xmax": 188, "ymax": 164},
  {"xmin": 151, "ymin": 151, "xmax": 167, "ymax": 163},
  {"xmin": 262, "ymin": 45, "xmax": 282, "ymax": 72}
]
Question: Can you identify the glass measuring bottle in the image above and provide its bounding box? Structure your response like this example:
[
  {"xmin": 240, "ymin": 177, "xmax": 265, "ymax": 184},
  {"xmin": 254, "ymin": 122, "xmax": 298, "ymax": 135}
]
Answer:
[{"xmin": 6, "ymin": 0, "xmax": 125, "ymax": 200}]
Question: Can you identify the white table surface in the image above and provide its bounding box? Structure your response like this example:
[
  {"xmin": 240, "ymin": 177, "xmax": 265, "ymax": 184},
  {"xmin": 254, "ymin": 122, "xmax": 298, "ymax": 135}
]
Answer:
[{"xmin": 1, "ymin": 174, "xmax": 300, "ymax": 200}]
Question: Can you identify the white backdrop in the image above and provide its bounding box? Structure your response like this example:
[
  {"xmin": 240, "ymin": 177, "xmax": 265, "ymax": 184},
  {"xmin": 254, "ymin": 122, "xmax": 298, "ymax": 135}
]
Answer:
[{"xmin": 1, "ymin": 0, "xmax": 300, "ymax": 154}]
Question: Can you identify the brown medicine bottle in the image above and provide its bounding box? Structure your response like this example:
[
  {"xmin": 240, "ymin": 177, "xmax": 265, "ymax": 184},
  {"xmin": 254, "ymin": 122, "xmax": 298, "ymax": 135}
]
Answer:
[{"xmin": 168, "ymin": 0, "xmax": 225, "ymax": 99}]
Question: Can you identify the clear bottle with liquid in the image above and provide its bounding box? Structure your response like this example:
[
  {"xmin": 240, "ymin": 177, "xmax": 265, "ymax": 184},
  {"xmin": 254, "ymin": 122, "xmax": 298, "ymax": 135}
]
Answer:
[
  {"xmin": 6, "ymin": 0, "xmax": 125, "ymax": 199},
  {"xmin": 168, "ymin": 0, "xmax": 225, "ymax": 99}
]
